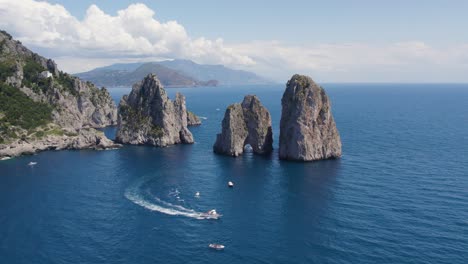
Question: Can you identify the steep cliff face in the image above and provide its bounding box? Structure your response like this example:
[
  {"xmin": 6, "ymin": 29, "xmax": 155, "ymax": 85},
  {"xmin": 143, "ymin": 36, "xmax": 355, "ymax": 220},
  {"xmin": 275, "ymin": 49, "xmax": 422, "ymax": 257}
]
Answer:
[
  {"xmin": 0, "ymin": 31, "xmax": 117, "ymax": 129},
  {"xmin": 116, "ymin": 74, "xmax": 194, "ymax": 146},
  {"xmin": 279, "ymin": 74, "xmax": 342, "ymax": 161},
  {"xmin": 213, "ymin": 95, "xmax": 273, "ymax": 156},
  {"xmin": 0, "ymin": 30, "xmax": 119, "ymax": 158}
]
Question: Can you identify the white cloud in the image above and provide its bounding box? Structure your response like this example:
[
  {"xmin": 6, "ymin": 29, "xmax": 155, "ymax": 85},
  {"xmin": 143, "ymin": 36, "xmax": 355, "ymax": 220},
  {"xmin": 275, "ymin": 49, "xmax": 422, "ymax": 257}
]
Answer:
[
  {"xmin": 0, "ymin": 0, "xmax": 254, "ymax": 67},
  {"xmin": 231, "ymin": 41, "xmax": 468, "ymax": 82},
  {"xmin": 1, "ymin": 0, "xmax": 468, "ymax": 82}
]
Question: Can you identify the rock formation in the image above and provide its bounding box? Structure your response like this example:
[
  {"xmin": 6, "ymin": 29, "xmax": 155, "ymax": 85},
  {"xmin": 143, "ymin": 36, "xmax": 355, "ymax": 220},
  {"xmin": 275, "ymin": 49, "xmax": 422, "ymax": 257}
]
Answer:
[
  {"xmin": 213, "ymin": 95, "xmax": 273, "ymax": 156},
  {"xmin": 187, "ymin": 111, "xmax": 201, "ymax": 126},
  {"xmin": 279, "ymin": 74, "xmax": 341, "ymax": 161},
  {"xmin": 0, "ymin": 127, "xmax": 120, "ymax": 158},
  {"xmin": 1, "ymin": 31, "xmax": 117, "ymax": 129},
  {"xmin": 0, "ymin": 30, "xmax": 119, "ymax": 159},
  {"xmin": 116, "ymin": 74, "xmax": 194, "ymax": 146}
]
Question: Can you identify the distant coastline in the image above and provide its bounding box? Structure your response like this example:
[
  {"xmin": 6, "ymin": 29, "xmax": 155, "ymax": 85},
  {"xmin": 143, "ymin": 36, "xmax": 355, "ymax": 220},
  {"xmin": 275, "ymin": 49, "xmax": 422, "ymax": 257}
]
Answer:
[{"xmin": 75, "ymin": 60, "xmax": 273, "ymax": 88}]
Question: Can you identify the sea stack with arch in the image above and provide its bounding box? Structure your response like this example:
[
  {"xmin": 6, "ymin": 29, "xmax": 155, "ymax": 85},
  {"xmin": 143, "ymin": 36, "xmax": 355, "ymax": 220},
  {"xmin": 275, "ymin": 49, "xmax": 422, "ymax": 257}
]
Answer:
[
  {"xmin": 279, "ymin": 74, "xmax": 342, "ymax": 161},
  {"xmin": 213, "ymin": 95, "xmax": 273, "ymax": 156}
]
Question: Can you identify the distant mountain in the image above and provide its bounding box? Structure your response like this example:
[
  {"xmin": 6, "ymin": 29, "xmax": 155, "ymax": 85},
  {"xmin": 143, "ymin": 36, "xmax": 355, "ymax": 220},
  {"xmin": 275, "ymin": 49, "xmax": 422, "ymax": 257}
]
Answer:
[
  {"xmin": 92, "ymin": 62, "xmax": 143, "ymax": 72},
  {"xmin": 159, "ymin": 60, "xmax": 272, "ymax": 86},
  {"xmin": 75, "ymin": 60, "xmax": 271, "ymax": 87},
  {"xmin": 75, "ymin": 63, "xmax": 207, "ymax": 88}
]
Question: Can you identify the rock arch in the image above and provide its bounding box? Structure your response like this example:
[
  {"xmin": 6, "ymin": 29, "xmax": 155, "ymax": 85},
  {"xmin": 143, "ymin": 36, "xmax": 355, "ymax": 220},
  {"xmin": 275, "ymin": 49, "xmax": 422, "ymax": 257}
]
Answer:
[{"xmin": 213, "ymin": 95, "xmax": 273, "ymax": 156}]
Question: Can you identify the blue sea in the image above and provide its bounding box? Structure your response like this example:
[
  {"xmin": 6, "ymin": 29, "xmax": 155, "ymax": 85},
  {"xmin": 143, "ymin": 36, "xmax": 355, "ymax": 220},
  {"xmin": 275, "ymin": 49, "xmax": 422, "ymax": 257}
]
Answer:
[{"xmin": 1, "ymin": 84, "xmax": 467, "ymax": 264}]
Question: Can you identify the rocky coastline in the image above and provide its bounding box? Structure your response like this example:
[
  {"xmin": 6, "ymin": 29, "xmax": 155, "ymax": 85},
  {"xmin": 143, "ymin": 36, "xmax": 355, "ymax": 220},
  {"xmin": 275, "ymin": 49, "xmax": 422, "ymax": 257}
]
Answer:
[
  {"xmin": 0, "ymin": 29, "xmax": 342, "ymax": 163},
  {"xmin": 0, "ymin": 128, "xmax": 121, "ymax": 158},
  {"xmin": 0, "ymin": 30, "xmax": 120, "ymax": 159}
]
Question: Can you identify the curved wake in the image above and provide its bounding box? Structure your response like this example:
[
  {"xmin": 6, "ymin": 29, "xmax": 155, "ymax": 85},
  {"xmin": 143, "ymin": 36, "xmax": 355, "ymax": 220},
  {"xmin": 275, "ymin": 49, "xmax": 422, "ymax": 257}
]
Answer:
[{"xmin": 124, "ymin": 176, "xmax": 208, "ymax": 220}]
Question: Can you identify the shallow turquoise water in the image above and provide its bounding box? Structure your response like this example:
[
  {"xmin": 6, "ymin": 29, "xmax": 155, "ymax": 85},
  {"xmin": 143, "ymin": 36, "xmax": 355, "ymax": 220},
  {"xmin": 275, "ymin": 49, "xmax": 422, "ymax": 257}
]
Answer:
[{"xmin": 1, "ymin": 84, "xmax": 467, "ymax": 263}]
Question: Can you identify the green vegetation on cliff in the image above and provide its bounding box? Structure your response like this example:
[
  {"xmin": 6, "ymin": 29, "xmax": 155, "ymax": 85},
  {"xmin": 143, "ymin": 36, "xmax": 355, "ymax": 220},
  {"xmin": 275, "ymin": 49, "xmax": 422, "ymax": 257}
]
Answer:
[
  {"xmin": 22, "ymin": 58, "xmax": 53, "ymax": 94},
  {"xmin": 149, "ymin": 125, "xmax": 164, "ymax": 138},
  {"xmin": 55, "ymin": 72, "xmax": 78, "ymax": 96},
  {"xmin": 0, "ymin": 30, "xmax": 118, "ymax": 150},
  {"xmin": 119, "ymin": 104, "xmax": 149, "ymax": 128},
  {"xmin": 0, "ymin": 59, "xmax": 15, "ymax": 82},
  {"xmin": 22, "ymin": 58, "xmax": 79, "ymax": 96},
  {"xmin": 0, "ymin": 83, "xmax": 52, "ymax": 132}
]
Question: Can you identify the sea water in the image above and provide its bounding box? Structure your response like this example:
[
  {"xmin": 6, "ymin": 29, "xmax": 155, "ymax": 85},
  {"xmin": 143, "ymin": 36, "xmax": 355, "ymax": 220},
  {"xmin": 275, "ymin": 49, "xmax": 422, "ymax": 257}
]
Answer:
[{"xmin": 0, "ymin": 84, "xmax": 467, "ymax": 264}]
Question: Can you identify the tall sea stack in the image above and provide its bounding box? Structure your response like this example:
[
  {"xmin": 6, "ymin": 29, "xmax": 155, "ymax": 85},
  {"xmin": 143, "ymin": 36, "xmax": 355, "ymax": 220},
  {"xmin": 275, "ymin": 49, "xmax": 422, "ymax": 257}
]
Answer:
[
  {"xmin": 116, "ymin": 74, "xmax": 194, "ymax": 146},
  {"xmin": 213, "ymin": 95, "xmax": 273, "ymax": 156},
  {"xmin": 279, "ymin": 74, "xmax": 341, "ymax": 161}
]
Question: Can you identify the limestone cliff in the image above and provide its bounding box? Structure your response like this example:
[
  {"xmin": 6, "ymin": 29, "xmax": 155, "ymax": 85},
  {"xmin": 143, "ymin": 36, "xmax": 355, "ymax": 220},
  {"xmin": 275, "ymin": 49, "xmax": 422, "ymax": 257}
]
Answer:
[
  {"xmin": 213, "ymin": 95, "xmax": 273, "ymax": 156},
  {"xmin": 0, "ymin": 127, "xmax": 120, "ymax": 158},
  {"xmin": 279, "ymin": 74, "xmax": 341, "ymax": 161},
  {"xmin": 116, "ymin": 74, "xmax": 194, "ymax": 146},
  {"xmin": 0, "ymin": 30, "xmax": 119, "ymax": 159},
  {"xmin": 187, "ymin": 111, "xmax": 202, "ymax": 126}
]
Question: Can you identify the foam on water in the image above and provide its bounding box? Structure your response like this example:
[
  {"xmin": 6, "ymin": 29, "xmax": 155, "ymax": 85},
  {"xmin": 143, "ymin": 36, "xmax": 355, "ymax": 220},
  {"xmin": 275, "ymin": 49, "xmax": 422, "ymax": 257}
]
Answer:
[{"xmin": 124, "ymin": 175, "xmax": 208, "ymax": 220}]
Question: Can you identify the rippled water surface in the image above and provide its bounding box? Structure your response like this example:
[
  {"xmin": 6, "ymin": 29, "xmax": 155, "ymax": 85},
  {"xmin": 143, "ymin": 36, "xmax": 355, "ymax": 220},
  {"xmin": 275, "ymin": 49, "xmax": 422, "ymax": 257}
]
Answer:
[{"xmin": 1, "ymin": 84, "xmax": 467, "ymax": 264}]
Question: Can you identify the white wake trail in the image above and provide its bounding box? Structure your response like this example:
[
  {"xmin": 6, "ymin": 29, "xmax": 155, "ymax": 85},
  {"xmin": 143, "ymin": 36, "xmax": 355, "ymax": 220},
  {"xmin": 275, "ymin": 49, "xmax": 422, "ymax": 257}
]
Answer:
[{"xmin": 124, "ymin": 176, "xmax": 206, "ymax": 219}]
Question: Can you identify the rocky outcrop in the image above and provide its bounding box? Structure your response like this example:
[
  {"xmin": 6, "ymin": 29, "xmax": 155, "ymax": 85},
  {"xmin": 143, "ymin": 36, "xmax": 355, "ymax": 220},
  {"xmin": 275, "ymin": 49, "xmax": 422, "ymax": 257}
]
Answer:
[
  {"xmin": 17, "ymin": 79, "xmax": 117, "ymax": 129},
  {"xmin": 0, "ymin": 127, "xmax": 121, "ymax": 158},
  {"xmin": 279, "ymin": 74, "xmax": 341, "ymax": 161},
  {"xmin": 116, "ymin": 74, "xmax": 194, "ymax": 146},
  {"xmin": 187, "ymin": 111, "xmax": 201, "ymax": 126},
  {"xmin": 0, "ymin": 30, "xmax": 119, "ymax": 159},
  {"xmin": 213, "ymin": 95, "xmax": 273, "ymax": 156}
]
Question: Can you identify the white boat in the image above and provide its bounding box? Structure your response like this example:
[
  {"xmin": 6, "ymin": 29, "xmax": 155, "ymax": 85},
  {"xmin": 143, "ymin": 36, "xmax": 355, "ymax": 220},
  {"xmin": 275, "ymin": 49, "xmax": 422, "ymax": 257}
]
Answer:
[
  {"xmin": 199, "ymin": 209, "xmax": 222, "ymax": 219},
  {"xmin": 195, "ymin": 192, "xmax": 200, "ymax": 197},
  {"xmin": 28, "ymin": 162, "xmax": 37, "ymax": 166},
  {"xmin": 228, "ymin": 181, "xmax": 234, "ymax": 187},
  {"xmin": 209, "ymin": 244, "xmax": 225, "ymax": 250}
]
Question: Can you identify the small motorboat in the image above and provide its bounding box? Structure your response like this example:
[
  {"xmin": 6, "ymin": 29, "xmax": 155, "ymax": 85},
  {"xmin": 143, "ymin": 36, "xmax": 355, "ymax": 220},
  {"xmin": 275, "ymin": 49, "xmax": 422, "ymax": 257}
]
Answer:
[
  {"xmin": 195, "ymin": 192, "xmax": 200, "ymax": 197},
  {"xmin": 228, "ymin": 181, "xmax": 234, "ymax": 187},
  {"xmin": 28, "ymin": 162, "xmax": 37, "ymax": 166},
  {"xmin": 200, "ymin": 209, "xmax": 222, "ymax": 219},
  {"xmin": 209, "ymin": 243, "xmax": 225, "ymax": 250}
]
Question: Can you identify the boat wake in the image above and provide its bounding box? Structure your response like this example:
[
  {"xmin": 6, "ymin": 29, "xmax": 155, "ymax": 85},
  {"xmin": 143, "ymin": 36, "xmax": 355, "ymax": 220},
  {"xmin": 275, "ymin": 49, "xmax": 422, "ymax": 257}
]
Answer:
[{"xmin": 124, "ymin": 176, "xmax": 210, "ymax": 220}]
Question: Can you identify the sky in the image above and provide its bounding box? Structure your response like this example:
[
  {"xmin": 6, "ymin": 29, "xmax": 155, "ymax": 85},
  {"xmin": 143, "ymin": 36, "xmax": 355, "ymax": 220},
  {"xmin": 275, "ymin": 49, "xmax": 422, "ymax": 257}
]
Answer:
[{"xmin": 1, "ymin": 0, "xmax": 468, "ymax": 83}]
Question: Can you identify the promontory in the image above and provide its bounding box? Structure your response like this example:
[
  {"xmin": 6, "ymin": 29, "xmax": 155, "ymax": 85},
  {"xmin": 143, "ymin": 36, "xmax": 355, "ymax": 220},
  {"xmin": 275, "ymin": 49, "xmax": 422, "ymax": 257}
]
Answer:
[{"xmin": 0, "ymin": 30, "xmax": 120, "ymax": 159}]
